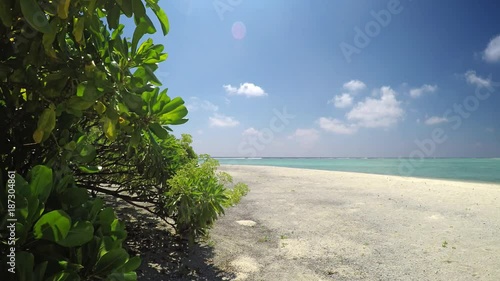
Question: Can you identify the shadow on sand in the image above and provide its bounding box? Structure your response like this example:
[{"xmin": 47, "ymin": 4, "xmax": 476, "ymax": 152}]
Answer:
[{"xmin": 105, "ymin": 197, "xmax": 235, "ymax": 281}]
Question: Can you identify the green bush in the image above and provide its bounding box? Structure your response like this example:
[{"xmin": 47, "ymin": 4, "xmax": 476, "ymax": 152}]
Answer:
[
  {"xmin": 0, "ymin": 165, "xmax": 139, "ymax": 280},
  {"xmin": 223, "ymin": 182, "xmax": 250, "ymax": 208},
  {"xmin": 0, "ymin": 0, "xmax": 249, "ymax": 278},
  {"xmin": 164, "ymin": 156, "xmax": 249, "ymax": 241}
]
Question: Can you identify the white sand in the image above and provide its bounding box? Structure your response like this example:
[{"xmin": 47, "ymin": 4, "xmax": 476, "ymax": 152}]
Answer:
[{"xmin": 209, "ymin": 165, "xmax": 500, "ymax": 281}]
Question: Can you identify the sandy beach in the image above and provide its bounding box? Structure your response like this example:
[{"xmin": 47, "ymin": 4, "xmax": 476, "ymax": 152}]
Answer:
[{"xmin": 207, "ymin": 165, "xmax": 500, "ymax": 281}]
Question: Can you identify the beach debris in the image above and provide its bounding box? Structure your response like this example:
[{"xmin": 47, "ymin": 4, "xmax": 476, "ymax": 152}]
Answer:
[{"xmin": 236, "ymin": 220, "xmax": 257, "ymax": 227}]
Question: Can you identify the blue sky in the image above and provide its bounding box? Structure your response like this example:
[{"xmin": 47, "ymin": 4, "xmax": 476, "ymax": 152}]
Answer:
[{"xmin": 142, "ymin": 0, "xmax": 500, "ymax": 157}]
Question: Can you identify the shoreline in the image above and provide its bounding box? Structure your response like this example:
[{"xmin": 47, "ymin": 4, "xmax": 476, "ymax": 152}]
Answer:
[
  {"xmin": 219, "ymin": 164, "xmax": 500, "ymax": 186},
  {"xmin": 206, "ymin": 165, "xmax": 500, "ymax": 280}
]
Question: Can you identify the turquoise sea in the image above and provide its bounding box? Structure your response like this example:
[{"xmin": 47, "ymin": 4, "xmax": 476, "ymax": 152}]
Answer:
[{"xmin": 216, "ymin": 158, "xmax": 500, "ymax": 184}]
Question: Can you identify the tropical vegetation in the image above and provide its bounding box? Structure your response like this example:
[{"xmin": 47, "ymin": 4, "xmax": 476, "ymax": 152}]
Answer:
[{"xmin": 0, "ymin": 0, "xmax": 247, "ymax": 279}]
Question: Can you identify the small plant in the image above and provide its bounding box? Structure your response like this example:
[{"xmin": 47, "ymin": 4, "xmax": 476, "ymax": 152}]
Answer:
[
  {"xmin": 280, "ymin": 235, "xmax": 288, "ymax": 239},
  {"xmin": 165, "ymin": 156, "xmax": 249, "ymax": 241},
  {"xmin": 442, "ymin": 241, "xmax": 448, "ymax": 248},
  {"xmin": 223, "ymin": 182, "xmax": 250, "ymax": 207},
  {"xmin": 258, "ymin": 236, "xmax": 270, "ymax": 243}
]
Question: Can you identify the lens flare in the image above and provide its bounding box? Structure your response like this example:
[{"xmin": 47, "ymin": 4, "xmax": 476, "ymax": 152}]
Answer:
[{"xmin": 232, "ymin": 21, "xmax": 247, "ymax": 40}]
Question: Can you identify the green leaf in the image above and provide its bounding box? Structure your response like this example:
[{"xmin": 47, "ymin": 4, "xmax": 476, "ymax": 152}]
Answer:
[
  {"xmin": 116, "ymin": 0, "xmax": 133, "ymax": 17},
  {"xmin": 107, "ymin": 272, "xmax": 138, "ymax": 281},
  {"xmin": 33, "ymin": 129, "xmax": 44, "ymax": 144},
  {"xmin": 158, "ymin": 97, "xmax": 184, "ymax": 115},
  {"xmin": 119, "ymin": 256, "xmax": 141, "ymax": 273},
  {"xmin": 58, "ymin": 260, "xmax": 84, "ymax": 271},
  {"xmin": 35, "ymin": 106, "xmax": 56, "ymax": 142},
  {"xmin": 141, "ymin": 89, "xmax": 156, "ymax": 105},
  {"xmin": 122, "ymin": 92, "xmax": 144, "ymax": 112},
  {"xmin": 17, "ymin": 251, "xmax": 34, "ymax": 281},
  {"xmin": 78, "ymin": 165, "xmax": 101, "ymax": 174},
  {"xmin": 42, "ymin": 19, "xmax": 60, "ymax": 58},
  {"xmin": 57, "ymin": 0, "xmax": 71, "ymax": 19},
  {"xmin": 107, "ymin": 3, "xmax": 121, "ymax": 30},
  {"xmin": 54, "ymin": 174, "xmax": 74, "ymax": 193},
  {"xmin": 146, "ymin": 0, "xmax": 169, "ymax": 35},
  {"xmin": 29, "ymin": 165, "xmax": 53, "ymax": 203},
  {"xmin": 89, "ymin": 198, "xmax": 104, "ymax": 222},
  {"xmin": 94, "ymin": 101, "xmax": 107, "ymax": 115},
  {"xmin": 57, "ymin": 221, "xmax": 94, "ymax": 247},
  {"xmin": 136, "ymin": 38, "xmax": 154, "ymax": 56},
  {"xmin": 111, "ymin": 24, "xmax": 125, "ymax": 40},
  {"xmin": 143, "ymin": 64, "xmax": 161, "ymax": 85},
  {"xmin": 169, "ymin": 118, "xmax": 188, "ymax": 125},
  {"xmin": 149, "ymin": 123, "xmax": 169, "ymax": 139},
  {"xmin": 79, "ymin": 144, "xmax": 97, "ymax": 163},
  {"xmin": 20, "ymin": 0, "xmax": 53, "ymax": 33},
  {"xmin": 94, "ymin": 248, "xmax": 129, "ymax": 274},
  {"xmin": 132, "ymin": 0, "xmax": 146, "ymax": 24},
  {"xmin": 131, "ymin": 16, "xmax": 156, "ymax": 56},
  {"xmin": 67, "ymin": 97, "xmax": 95, "ymax": 110},
  {"xmin": 159, "ymin": 106, "xmax": 188, "ymax": 124},
  {"xmin": 33, "ymin": 210, "xmax": 71, "ymax": 242},
  {"xmin": 98, "ymin": 207, "xmax": 116, "ymax": 227},
  {"xmin": 99, "ymin": 236, "xmax": 120, "ymax": 257},
  {"xmin": 72, "ymin": 17, "xmax": 85, "ymax": 45},
  {"xmin": 64, "ymin": 141, "xmax": 77, "ymax": 151},
  {"xmin": 130, "ymin": 132, "xmax": 141, "ymax": 147},
  {"xmin": 110, "ymin": 219, "xmax": 127, "ymax": 239},
  {"xmin": 103, "ymin": 117, "xmax": 117, "ymax": 141}
]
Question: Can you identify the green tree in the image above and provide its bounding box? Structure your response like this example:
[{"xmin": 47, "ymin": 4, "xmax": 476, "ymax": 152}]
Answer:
[
  {"xmin": 0, "ymin": 0, "xmax": 188, "ymax": 279},
  {"xmin": 0, "ymin": 0, "xmax": 248, "ymax": 279}
]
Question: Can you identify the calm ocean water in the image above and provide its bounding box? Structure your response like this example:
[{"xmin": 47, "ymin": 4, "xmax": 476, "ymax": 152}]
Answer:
[{"xmin": 216, "ymin": 158, "xmax": 500, "ymax": 184}]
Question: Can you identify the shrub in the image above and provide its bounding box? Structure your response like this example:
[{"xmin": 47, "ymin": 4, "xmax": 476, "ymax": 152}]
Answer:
[
  {"xmin": 0, "ymin": 165, "xmax": 139, "ymax": 280},
  {"xmin": 0, "ymin": 0, "xmax": 249, "ymax": 278},
  {"xmin": 164, "ymin": 156, "xmax": 249, "ymax": 241}
]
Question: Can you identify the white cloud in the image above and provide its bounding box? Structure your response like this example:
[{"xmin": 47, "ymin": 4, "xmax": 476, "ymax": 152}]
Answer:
[
  {"xmin": 328, "ymin": 93, "xmax": 353, "ymax": 108},
  {"xmin": 483, "ymin": 35, "xmax": 500, "ymax": 63},
  {"xmin": 242, "ymin": 127, "xmax": 262, "ymax": 137},
  {"xmin": 186, "ymin": 97, "xmax": 219, "ymax": 112},
  {"xmin": 326, "ymin": 80, "xmax": 366, "ymax": 109},
  {"xmin": 343, "ymin": 80, "xmax": 366, "ymax": 92},
  {"xmin": 288, "ymin": 128, "xmax": 320, "ymax": 146},
  {"xmin": 409, "ymin": 84, "xmax": 437, "ymax": 98},
  {"xmin": 425, "ymin": 116, "xmax": 448, "ymax": 125},
  {"xmin": 223, "ymin": 83, "xmax": 268, "ymax": 97},
  {"xmin": 209, "ymin": 113, "xmax": 240, "ymax": 127},
  {"xmin": 465, "ymin": 70, "xmax": 492, "ymax": 88},
  {"xmin": 317, "ymin": 117, "xmax": 357, "ymax": 135},
  {"xmin": 346, "ymin": 86, "xmax": 404, "ymax": 128},
  {"xmin": 486, "ymin": 127, "xmax": 495, "ymax": 133}
]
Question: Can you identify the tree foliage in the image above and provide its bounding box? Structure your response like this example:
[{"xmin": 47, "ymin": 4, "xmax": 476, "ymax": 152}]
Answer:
[
  {"xmin": 0, "ymin": 0, "xmax": 187, "ymax": 175},
  {"xmin": 0, "ymin": 0, "xmax": 248, "ymax": 279},
  {"xmin": 1, "ymin": 166, "xmax": 139, "ymax": 280}
]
